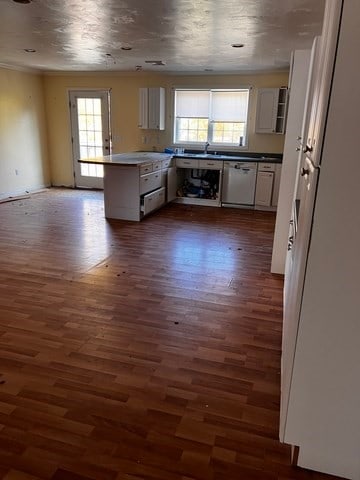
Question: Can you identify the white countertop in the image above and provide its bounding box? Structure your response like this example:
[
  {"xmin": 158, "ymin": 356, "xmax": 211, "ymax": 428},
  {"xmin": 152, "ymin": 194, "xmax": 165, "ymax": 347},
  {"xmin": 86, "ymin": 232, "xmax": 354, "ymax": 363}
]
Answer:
[{"xmin": 78, "ymin": 152, "xmax": 172, "ymax": 166}]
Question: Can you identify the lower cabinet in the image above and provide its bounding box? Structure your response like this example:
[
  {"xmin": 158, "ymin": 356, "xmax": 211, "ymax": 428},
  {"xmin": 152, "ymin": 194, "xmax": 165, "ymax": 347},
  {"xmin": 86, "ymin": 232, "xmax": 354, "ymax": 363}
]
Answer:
[
  {"xmin": 255, "ymin": 171, "xmax": 274, "ymax": 206},
  {"xmin": 174, "ymin": 158, "xmax": 223, "ymax": 207},
  {"xmin": 255, "ymin": 163, "xmax": 282, "ymax": 210},
  {"xmin": 103, "ymin": 155, "xmax": 281, "ymax": 221},
  {"xmin": 103, "ymin": 157, "xmax": 173, "ymax": 221}
]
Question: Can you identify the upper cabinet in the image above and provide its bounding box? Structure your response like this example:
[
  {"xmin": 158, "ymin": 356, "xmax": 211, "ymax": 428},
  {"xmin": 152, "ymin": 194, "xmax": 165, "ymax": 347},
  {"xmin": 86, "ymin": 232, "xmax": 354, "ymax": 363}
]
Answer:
[
  {"xmin": 255, "ymin": 87, "xmax": 288, "ymax": 134},
  {"xmin": 138, "ymin": 87, "xmax": 165, "ymax": 130}
]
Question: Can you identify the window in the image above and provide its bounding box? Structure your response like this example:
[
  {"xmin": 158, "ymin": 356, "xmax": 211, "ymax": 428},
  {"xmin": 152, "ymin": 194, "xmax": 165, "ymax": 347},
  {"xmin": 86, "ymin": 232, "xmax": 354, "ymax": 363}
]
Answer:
[{"xmin": 174, "ymin": 88, "xmax": 250, "ymax": 147}]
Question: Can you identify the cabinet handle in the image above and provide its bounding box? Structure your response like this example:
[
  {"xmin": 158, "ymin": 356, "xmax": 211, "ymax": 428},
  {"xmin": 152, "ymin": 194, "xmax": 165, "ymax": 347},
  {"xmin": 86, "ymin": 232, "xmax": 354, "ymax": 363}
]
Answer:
[
  {"xmin": 303, "ymin": 145, "xmax": 313, "ymax": 153},
  {"xmin": 288, "ymin": 235, "xmax": 294, "ymax": 251},
  {"xmin": 301, "ymin": 167, "xmax": 310, "ymax": 176},
  {"xmin": 296, "ymin": 147, "xmax": 301, "ymax": 151}
]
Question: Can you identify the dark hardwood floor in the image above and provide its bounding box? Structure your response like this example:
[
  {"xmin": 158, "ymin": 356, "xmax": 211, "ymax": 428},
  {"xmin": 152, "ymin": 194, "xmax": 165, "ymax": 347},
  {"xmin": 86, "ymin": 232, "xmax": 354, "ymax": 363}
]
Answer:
[{"xmin": 0, "ymin": 189, "xmax": 341, "ymax": 480}]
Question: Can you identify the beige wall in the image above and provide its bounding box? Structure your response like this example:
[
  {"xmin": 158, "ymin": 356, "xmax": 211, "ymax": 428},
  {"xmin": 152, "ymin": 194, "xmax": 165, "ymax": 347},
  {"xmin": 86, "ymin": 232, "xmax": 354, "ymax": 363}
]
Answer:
[
  {"xmin": 43, "ymin": 71, "xmax": 288, "ymax": 186},
  {"xmin": 0, "ymin": 67, "xmax": 50, "ymax": 198}
]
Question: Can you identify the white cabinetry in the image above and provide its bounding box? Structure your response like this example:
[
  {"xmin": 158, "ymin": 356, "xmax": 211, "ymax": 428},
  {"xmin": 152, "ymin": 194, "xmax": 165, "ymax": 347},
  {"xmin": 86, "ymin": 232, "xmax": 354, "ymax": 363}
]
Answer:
[
  {"xmin": 138, "ymin": 87, "xmax": 165, "ymax": 130},
  {"xmin": 104, "ymin": 155, "xmax": 172, "ymax": 221},
  {"xmin": 255, "ymin": 163, "xmax": 282, "ymax": 210},
  {"xmin": 255, "ymin": 171, "xmax": 273, "ymax": 206},
  {"xmin": 271, "ymin": 164, "xmax": 282, "ymax": 207},
  {"xmin": 255, "ymin": 87, "xmax": 288, "ymax": 134},
  {"xmin": 271, "ymin": 50, "xmax": 312, "ymax": 274},
  {"xmin": 280, "ymin": 2, "xmax": 360, "ymax": 478}
]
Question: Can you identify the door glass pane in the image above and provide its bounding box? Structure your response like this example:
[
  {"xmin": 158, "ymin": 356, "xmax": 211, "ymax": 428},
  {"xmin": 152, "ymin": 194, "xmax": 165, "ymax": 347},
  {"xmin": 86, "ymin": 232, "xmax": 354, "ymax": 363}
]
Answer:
[
  {"xmin": 94, "ymin": 116, "xmax": 102, "ymax": 131},
  {"xmin": 80, "ymin": 163, "xmax": 89, "ymax": 176},
  {"xmin": 76, "ymin": 97, "xmax": 105, "ymax": 177},
  {"xmin": 93, "ymin": 99, "xmax": 101, "ymax": 114}
]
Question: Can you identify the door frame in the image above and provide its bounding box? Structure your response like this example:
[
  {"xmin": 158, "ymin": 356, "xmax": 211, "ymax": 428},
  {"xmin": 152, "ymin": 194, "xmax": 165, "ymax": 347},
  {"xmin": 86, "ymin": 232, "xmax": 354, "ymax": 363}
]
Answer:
[{"xmin": 69, "ymin": 89, "xmax": 111, "ymax": 189}]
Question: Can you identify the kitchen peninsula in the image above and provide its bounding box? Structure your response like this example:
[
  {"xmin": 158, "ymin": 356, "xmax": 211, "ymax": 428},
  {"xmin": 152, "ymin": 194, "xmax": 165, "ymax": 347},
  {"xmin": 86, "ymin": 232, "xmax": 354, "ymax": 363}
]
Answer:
[{"xmin": 80, "ymin": 151, "xmax": 282, "ymax": 221}]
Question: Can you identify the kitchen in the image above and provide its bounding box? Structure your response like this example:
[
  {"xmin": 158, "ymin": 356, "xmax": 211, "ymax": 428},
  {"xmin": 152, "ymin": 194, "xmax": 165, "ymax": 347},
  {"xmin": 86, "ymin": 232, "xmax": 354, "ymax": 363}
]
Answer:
[{"xmin": 1, "ymin": 1, "xmax": 360, "ymax": 479}]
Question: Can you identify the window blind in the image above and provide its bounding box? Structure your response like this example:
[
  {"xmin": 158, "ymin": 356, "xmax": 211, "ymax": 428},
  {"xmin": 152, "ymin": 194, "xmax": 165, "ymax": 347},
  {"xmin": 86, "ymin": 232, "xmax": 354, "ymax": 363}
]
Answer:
[
  {"xmin": 211, "ymin": 90, "xmax": 249, "ymax": 122},
  {"xmin": 175, "ymin": 90, "xmax": 209, "ymax": 118}
]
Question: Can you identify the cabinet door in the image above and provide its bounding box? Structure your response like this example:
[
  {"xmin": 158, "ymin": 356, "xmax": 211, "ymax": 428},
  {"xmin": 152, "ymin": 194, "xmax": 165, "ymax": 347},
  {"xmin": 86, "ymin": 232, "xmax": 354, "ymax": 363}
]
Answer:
[
  {"xmin": 255, "ymin": 171, "xmax": 273, "ymax": 206},
  {"xmin": 148, "ymin": 88, "xmax": 165, "ymax": 130},
  {"xmin": 138, "ymin": 88, "xmax": 148, "ymax": 129},
  {"xmin": 167, "ymin": 166, "xmax": 177, "ymax": 202},
  {"xmin": 272, "ymin": 164, "xmax": 282, "ymax": 206},
  {"xmin": 138, "ymin": 88, "xmax": 165, "ymax": 130},
  {"xmin": 255, "ymin": 88, "xmax": 279, "ymax": 133},
  {"xmin": 304, "ymin": 2, "xmax": 342, "ymax": 166}
]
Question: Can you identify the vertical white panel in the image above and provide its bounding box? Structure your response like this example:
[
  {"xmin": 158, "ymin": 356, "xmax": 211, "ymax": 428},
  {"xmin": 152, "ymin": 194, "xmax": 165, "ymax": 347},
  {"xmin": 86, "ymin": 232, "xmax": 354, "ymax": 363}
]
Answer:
[{"xmin": 138, "ymin": 88, "xmax": 148, "ymax": 129}]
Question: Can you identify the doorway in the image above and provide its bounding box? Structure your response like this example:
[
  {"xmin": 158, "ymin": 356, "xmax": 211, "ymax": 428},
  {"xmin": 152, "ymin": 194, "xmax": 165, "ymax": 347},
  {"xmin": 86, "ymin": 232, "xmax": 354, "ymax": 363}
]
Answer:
[{"xmin": 70, "ymin": 90, "xmax": 111, "ymax": 188}]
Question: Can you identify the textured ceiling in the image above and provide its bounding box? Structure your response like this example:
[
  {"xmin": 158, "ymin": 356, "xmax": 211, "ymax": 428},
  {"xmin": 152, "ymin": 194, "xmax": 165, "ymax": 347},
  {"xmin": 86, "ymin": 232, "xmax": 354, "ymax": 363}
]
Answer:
[{"xmin": 0, "ymin": 0, "xmax": 325, "ymax": 73}]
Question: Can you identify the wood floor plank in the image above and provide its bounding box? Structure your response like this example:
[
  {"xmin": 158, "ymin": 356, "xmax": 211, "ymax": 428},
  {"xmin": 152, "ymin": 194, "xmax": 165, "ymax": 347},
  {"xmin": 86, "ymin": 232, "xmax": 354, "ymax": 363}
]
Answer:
[{"xmin": 0, "ymin": 188, "xmax": 343, "ymax": 480}]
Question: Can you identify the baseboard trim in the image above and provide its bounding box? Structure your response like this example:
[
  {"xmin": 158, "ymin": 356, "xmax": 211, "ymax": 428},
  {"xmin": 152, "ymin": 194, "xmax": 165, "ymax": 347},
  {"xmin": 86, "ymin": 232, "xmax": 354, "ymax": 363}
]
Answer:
[{"xmin": 0, "ymin": 184, "xmax": 50, "ymax": 203}]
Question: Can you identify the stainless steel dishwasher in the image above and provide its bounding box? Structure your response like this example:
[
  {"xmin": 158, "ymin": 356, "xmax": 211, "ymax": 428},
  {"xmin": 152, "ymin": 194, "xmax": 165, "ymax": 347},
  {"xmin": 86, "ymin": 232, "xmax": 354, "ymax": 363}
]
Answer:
[{"xmin": 222, "ymin": 161, "xmax": 257, "ymax": 206}]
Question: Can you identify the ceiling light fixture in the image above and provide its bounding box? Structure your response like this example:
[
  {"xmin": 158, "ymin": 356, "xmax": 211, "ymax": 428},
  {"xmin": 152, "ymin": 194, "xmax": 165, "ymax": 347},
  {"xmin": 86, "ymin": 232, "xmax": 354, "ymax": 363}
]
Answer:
[
  {"xmin": 13, "ymin": 0, "xmax": 32, "ymax": 3},
  {"xmin": 121, "ymin": 46, "xmax": 132, "ymax": 51},
  {"xmin": 145, "ymin": 60, "xmax": 166, "ymax": 66},
  {"xmin": 24, "ymin": 48, "xmax": 36, "ymax": 53},
  {"xmin": 231, "ymin": 43, "xmax": 245, "ymax": 48}
]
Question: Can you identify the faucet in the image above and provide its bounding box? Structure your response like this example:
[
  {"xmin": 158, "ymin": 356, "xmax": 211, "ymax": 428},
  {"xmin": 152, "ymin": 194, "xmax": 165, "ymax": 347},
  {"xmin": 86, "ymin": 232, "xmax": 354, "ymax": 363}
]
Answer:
[{"xmin": 204, "ymin": 142, "xmax": 210, "ymax": 154}]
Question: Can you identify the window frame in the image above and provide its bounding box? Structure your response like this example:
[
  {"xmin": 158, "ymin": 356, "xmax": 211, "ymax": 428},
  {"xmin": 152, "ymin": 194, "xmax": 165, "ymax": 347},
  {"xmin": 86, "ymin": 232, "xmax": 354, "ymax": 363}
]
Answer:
[{"xmin": 172, "ymin": 87, "xmax": 251, "ymax": 149}]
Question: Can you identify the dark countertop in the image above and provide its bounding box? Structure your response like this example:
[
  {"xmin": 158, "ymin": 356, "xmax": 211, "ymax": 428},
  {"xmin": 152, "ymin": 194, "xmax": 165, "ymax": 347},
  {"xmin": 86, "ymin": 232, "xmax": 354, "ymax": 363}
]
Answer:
[{"xmin": 172, "ymin": 151, "xmax": 282, "ymax": 163}]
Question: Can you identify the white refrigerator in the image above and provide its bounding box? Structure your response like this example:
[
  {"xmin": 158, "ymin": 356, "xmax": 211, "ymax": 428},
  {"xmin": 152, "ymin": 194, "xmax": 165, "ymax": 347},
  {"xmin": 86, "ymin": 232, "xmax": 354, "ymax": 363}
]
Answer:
[{"xmin": 280, "ymin": 1, "xmax": 360, "ymax": 478}]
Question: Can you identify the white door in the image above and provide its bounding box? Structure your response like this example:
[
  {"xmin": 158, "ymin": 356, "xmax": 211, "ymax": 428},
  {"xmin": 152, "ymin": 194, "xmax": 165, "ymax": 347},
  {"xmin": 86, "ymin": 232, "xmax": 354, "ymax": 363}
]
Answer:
[
  {"xmin": 70, "ymin": 90, "xmax": 111, "ymax": 188},
  {"xmin": 279, "ymin": 157, "xmax": 319, "ymax": 441}
]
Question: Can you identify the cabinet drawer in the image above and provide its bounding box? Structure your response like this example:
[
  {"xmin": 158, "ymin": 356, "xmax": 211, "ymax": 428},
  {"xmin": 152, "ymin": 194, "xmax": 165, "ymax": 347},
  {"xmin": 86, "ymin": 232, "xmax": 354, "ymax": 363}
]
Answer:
[
  {"xmin": 140, "ymin": 171, "xmax": 161, "ymax": 195},
  {"xmin": 162, "ymin": 158, "xmax": 173, "ymax": 169},
  {"xmin": 200, "ymin": 159, "xmax": 223, "ymax": 170},
  {"xmin": 141, "ymin": 187, "xmax": 166, "ymax": 216},
  {"xmin": 152, "ymin": 161, "xmax": 162, "ymax": 172},
  {"xmin": 140, "ymin": 163, "xmax": 153, "ymax": 175},
  {"xmin": 176, "ymin": 158, "xmax": 199, "ymax": 168},
  {"xmin": 258, "ymin": 162, "xmax": 276, "ymax": 172}
]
